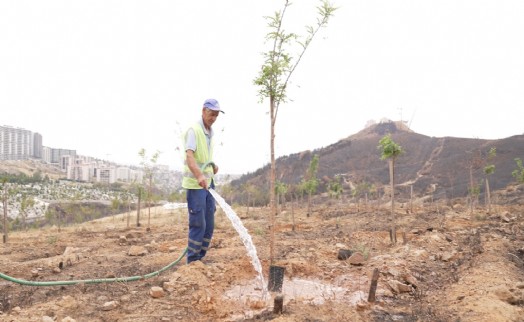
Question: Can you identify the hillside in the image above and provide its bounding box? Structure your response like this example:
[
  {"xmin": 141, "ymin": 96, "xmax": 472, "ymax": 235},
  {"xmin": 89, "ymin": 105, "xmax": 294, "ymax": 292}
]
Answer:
[
  {"xmin": 0, "ymin": 160, "xmax": 63, "ymax": 180},
  {"xmin": 232, "ymin": 121, "xmax": 524, "ymax": 203}
]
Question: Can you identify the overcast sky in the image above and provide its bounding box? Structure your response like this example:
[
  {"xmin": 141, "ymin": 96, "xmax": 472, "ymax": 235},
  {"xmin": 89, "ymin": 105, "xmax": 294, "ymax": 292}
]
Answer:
[{"xmin": 1, "ymin": 1, "xmax": 523, "ymax": 175}]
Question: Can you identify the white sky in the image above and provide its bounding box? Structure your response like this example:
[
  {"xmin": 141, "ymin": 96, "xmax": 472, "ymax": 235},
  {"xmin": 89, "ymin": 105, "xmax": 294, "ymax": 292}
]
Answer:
[{"xmin": 1, "ymin": 1, "xmax": 523, "ymax": 175}]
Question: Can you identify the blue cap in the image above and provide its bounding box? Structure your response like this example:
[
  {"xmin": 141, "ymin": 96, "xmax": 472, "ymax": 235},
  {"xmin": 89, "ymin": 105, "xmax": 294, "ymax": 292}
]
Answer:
[{"xmin": 203, "ymin": 98, "xmax": 224, "ymax": 113}]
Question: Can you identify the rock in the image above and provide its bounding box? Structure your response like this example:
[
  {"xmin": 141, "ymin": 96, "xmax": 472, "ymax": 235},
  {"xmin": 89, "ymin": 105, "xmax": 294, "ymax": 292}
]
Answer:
[
  {"xmin": 11, "ymin": 306, "xmax": 21, "ymax": 314},
  {"xmin": 119, "ymin": 236, "xmax": 127, "ymax": 245},
  {"xmin": 101, "ymin": 301, "xmax": 119, "ymax": 311},
  {"xmin": 42, "ymin": 317, "xmax": 55, "ymax": 322},
  {"xmin": 335, "ymin": 243, "xmax": 347, "ymax": 249},
  {"xmin": 410, "ymin": 229, "xmax": 421, "ymax": 235},
  {"xmin": 163, "ymin": 281, "xmax": 178, "ymax": 292},
  {"xmin": 387, "ymin": 280, "xmax": 413, "ymax": 293},
  {"xmin": 53, "ymin": 267, "xmax": 61, "ymax": 274},
  {"xmin": 61, "ymin": 317, "xmax": 76, "ymax": 322},
  {"xmin": 128, "ymin": 246, "xmax": 148, "ymax": 256},
  {"xmin": 500, "ymin": 214, "xmax": 511, "ymax": 223},
  {"xmin": 441, "ymin": 252, "xmax": 455, "ymax": 262},
  {"xmin": 31, "ymin": 269, "xmax": 39, "ymax": 277},
  {"xmin": 348, "ymin": 252, "xmax": 365, "ymax": 265},
  {"xmin": 150, "ymin": 286, "xmax": 165, "ymax": 298},
  {"xmin": 516, "ymin": 282, "xmax": 524, "ymax": 289},
  {"xmin": 120, "ymin": 295, "xmax": 131, "ymax": 303},
  {"xmin": 356, "ymin": 301, "xmax": 370, "ymax": 310},
  {"xmin": 337, "ymin": 249, "xmax": 352, "ymax": 260},
  {"xmin": 402, "ymin": 273, "xmax": 419, "ymax": 288}
]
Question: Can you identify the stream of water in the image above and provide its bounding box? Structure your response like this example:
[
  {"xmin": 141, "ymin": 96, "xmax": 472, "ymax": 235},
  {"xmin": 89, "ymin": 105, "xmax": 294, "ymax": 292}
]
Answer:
[{"xmin": 209, "ymin": 189, "xmax": 268, "ymax": 298}]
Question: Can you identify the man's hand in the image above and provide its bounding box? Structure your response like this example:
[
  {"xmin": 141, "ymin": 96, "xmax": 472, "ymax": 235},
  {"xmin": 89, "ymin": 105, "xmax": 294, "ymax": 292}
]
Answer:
[
  {"xmin": 213, "ymin": 164, "xmax": 219, "ymax": 175},
  {"xmin": 197, "ymin": 174, "xmax": 208, "ymax": 189}
]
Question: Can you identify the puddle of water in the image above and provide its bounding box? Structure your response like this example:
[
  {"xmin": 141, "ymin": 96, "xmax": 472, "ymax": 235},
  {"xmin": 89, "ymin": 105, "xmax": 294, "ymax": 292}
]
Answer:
[{"xmin": 224, "ymin": 276, "xmax": 367, "ymax": 306}]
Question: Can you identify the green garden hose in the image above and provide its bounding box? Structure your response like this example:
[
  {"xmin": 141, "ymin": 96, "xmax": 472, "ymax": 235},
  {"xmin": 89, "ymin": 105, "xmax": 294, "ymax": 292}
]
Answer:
[{"xmin": 0, "ymin": 248, "xmax": 187, "ymax": 286}]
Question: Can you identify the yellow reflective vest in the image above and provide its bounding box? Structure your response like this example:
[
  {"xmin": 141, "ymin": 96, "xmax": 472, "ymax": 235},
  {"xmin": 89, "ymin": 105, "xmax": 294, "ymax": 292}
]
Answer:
[{"xmin": 182, "ymin": 122, "xmax": 214, "ymax": 189}]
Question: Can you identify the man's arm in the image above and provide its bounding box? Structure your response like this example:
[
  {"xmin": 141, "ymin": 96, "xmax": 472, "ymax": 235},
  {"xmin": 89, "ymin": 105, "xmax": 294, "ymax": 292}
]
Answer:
[{"xmin": 186, "ymin": 149, "xmax": 208, "ymax": 189}]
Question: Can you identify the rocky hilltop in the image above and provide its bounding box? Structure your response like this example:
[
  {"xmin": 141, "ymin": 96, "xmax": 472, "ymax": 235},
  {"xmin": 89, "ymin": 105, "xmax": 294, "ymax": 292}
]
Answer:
[{"xmin": 232, "ymin": 121, "xmax": 524, "ymax": 202}]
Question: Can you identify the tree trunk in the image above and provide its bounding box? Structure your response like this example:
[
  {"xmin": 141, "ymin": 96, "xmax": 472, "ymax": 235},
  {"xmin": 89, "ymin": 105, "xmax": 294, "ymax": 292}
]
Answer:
[
  {"xmin": 269, "ymin": 97, "xmax": 276, "ymax": 264},
  {"xmin": 246, "ymin": 194, "xmax": 250, "ymax": 216},
  {"xmin": 410, "ymin": 185, "xmax": 413, "ymax": 214},
  {"xmin": 136, "ymin": 190, "xmax": 141, "ymax": 227},
  {"xmin": 485, "ymin": 178, "xmax": 491, "ymax": 214},
  {"xmin": 127, "ymin": 203, "xmax": 130, "ymax": 228},
  {"xmin": 389, "ymin": 159, "xmax": 396, "ymax": 244},
  {"xmin": 2, "ymin": 184, "xmax": 8, "ymax": 244},
  {"xmin": 58, "ymin": 206, "xmax": 62, "ymax": 232},
  {"xmin": 307, "ymin": 193, "xmax": 311, "ymax": 217},
  {"xmin": 291, "ymin": 197, "xmax": 295, "ymax": 231},
  {"xmin": 148, "ymin": 177, "xmax": 152, "ymax": 228},
  {"xmin": 469, "ymin": 166, "xmax": 474, "ymax": 214}
]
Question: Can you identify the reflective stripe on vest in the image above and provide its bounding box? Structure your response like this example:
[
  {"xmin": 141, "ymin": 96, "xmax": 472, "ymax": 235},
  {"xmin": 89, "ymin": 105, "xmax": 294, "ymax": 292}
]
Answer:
[{"xmin": 182, "ymin": 123, "xmax": 214, "ymax": 189}]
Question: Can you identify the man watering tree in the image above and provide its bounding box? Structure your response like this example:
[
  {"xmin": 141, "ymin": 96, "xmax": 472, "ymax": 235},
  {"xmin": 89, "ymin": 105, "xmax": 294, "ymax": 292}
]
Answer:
[{"xmin": 182, "ymin": 98, "xmax": 224, "ymax": 264}]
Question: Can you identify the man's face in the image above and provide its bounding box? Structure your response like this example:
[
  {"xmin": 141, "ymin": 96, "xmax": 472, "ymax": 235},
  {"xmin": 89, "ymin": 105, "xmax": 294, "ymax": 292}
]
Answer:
[{"xmin": 202, "ymin": 107, "xmax": 219, "ymax": 128}]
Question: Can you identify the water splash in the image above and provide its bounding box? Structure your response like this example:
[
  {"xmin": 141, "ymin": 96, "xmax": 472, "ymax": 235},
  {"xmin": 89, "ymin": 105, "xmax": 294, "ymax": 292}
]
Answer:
[{"xmin": 209, "ymin": 189, "xmax": 268, "ymax": 298}]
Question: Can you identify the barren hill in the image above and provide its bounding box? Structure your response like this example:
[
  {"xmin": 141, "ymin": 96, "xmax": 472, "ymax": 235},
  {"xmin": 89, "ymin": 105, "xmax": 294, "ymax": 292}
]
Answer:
[
  {"xmin": 0, "ymin": 160, "xmax": 63, "ymax": 180},
  {"xmin": 232, "ymin": 121, "xmax": 524, "ymax": 202}
]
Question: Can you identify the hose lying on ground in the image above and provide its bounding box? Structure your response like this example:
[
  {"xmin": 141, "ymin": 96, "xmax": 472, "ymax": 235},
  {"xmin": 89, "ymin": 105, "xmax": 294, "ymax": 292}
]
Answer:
[{"xmin": 0, "ymin": 248, "xmax": 187, "ymax": 287}]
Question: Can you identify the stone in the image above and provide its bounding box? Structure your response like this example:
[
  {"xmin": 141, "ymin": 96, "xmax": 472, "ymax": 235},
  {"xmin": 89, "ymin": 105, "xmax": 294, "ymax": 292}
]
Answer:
[
  {"xmin": 120, "ymin": 295, "xmax": 131, "ymax": 303},
  {"xmin": 387, "ymin": 280, "xmax": 413, "ymax": 293},
  {"xmin": 150, "ymin": 286, "xmax": 165, "ymax": 298},
  {"xmin": 42, "ymin": 317, "xmax": 55, "ymax": 322},
  {"xmin": 402, "ymin": 273, "xmax": 419, "ymax": 288},
  {"xmin": 101, "ymin": 301, "xmax": 119, "ymax": 311},
  {"xmin": 128, "ymin": 246, "xmax": 148, "ymax": 256},
  {"xmin": 337, "ymin": 249, "xmax": 352, "ymax": 260},
  {"xmin": 348, "ymin": 252, "xmax": 365, "ymax": 265},
  {"xmin": 119, "ymin": 236, "xmax": 127, "ymax": 245},
  {"xmin": 61, "ymin": 317, "xmax": 77, "ymax": 322},
  {"xmin": 441, "ymin": 252, "xmax": 455, "ymax": 262}
]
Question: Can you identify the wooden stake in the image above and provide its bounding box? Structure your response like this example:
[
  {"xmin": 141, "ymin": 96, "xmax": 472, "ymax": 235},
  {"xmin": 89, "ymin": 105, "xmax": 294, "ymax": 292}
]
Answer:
[
  {"xmin": 273, "ymin": 294, "xmax": 284, "ymax": 314},
  {"xmin": 368, "ymin": 268, "xmax": 380, "ymax": 303}
]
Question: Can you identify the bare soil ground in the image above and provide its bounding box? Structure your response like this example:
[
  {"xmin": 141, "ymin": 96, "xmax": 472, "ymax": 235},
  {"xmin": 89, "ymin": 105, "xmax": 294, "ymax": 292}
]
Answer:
[{"xmin": 1, "ymin": 199, "xmax": 523, "ymax": 322}]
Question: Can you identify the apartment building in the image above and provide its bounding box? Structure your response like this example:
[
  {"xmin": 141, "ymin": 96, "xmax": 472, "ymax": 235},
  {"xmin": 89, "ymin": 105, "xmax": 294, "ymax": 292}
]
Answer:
[
  {"xmin": 0, "ymin": 125, "xmax": 42, "ymax": 160},
  {"xmin": 64, "ymin": 155, "xmax": 94, "ymax": 182},
  {"xmin": 95, "ymin": 166, "xmax": 116, "ymax": 184}
]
